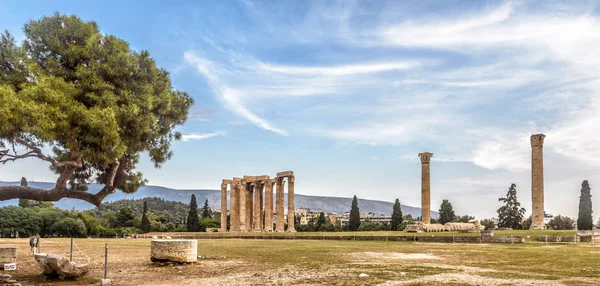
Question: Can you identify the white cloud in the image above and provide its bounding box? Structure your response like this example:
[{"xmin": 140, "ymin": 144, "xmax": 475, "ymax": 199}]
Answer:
[
  {"xmin": 256, "ymin": 61, "xmax": 421, "ymax": 76},
  {"xmin": 184, "ymin": 51, "xmax": 288, "ymax": 135},
  {"xmin": 180, "ymin": 133, "xmax": 219, "ymax": 142}
]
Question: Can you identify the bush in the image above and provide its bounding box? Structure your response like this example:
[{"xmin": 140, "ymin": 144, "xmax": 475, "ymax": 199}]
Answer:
[
  {"xmin": 50, "ymin": 218, "xmax": 87, "ymax": 237},
  {"xmin": 480, "ymin": 219, "xmax": 496, "ymax": 230},
  {"xmin": 547, "ymin": 215, "xmax": 575, "ymax": 230}
]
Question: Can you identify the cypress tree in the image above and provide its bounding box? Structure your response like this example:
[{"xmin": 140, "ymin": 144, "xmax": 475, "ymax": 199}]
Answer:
[
  {"xmin": 349, "ymin": 195, "xmax": 361, "ymax": 231},
  {"xmin": 577, "ymin": 180, "xmax": 593, "ymax": 230},
  {"xmin": 316, "ymin": 212, "xmax": 326, "ymax": 229},
  {"xmin": 497, "ymin": 183, "xmax": 526, "ymax": 229},
  {"xmin": 187, "ymin": 194, "xmax": 200, "ymax": 231},
  {"xmin": 18, "ymin": 177, "xmax": 30, "ymax": 208},
  {"xmin": 140, "ymin": 200, "xmax": 151, "ymax": 233},
  {"xmin": 390, "ymin": 198, "xmax": 403, "ymax": 231},
  {"xmin": 438, "ymin": 199, "xmax": 456, "ymax": 224},
  {"xmin": 202, "ymin": 199, "xmax": 212, "ymax": 218}
]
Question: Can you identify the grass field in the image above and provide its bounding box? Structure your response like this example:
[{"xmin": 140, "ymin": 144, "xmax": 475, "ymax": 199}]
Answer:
[{"xmin": 1, "ymin": 231, "xmax": 599, "ymax": 285}]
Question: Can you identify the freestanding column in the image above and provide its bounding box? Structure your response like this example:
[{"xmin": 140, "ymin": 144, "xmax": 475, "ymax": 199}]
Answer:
[
  {"xmin": 287, "ymin": 176, "xmax": 296, "ymax": 232},
  {"xmin": 530, "ymin": 134, "xmax": 546, "ymax": 230},
  {"xmin": 264, "ymin": 180, "xmax": 274, "ymax": 231},
  {"xmin": 231, "ymin": 181, "xmax": 240, "ymax": 232},
  {"xmin": 253, "ymin": 183, "xmax": 262, "ymax": 232},
  {"xmin": 419, "ymin": 152, "xmax": 433, "ymax": 224},
  {"xmin": 275, "ymin": 177, "xmax": 285, "ymax": 232},
  {"xmin": 239, "ymin": 182, "xmax": 248, "ymax": 232},
  {"xmin": 220, "ymin": 180, "xmax": 228, "ymax": 232}
]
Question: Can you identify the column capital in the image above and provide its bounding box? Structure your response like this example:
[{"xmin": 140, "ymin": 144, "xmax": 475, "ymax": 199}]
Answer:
[
  {"xmin": 419, "ymin": 152, "xmax": 433, "ymax": 163},
  {"xmin": 288, "ymin": 176, "xmax": 295, "ymax": 184},
  {"xmin": 530, "ymin": 134, "xmax": 545, "ymax": 148}
]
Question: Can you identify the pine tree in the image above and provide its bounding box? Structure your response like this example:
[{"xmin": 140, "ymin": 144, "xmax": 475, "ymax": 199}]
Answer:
[
  {"xmin": 187, "ymin": 194, "xmax": 200, "ymax": 231},
  {"xmin": 390, "ymin": 198, "xmax": 403, "ymax": 231},
  {"xmin": 438, "ymin": 199, "xmax": 456, "ymax": 224},
  {"xmin": 140, "ymin": 200, "xmax": 151, "ymax": 233},
  {"xmin": 202, "ymin": 199, "xmax": 212, "ymax": 219},
  {"xmin": 18, "ymin": 177, "xmax": 30, "ymax": 208},
  {"xmin": 349, "ymin": 195, "xmax": 361, "ymax": 231},
  {"xmin": 497, "ymin": 183, "xmax": 526, "ymax": 229},
  {"xmin": 577, "ymin": 180, "xmax": 593, "ymax": 230}
]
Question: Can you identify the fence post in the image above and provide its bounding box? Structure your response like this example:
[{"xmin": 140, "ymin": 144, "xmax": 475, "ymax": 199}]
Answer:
[
  {"xmin": 70, "ymin": 237, "xmax": 73, "ymax": 261},
  {"xmin": 104, "ymin": 244, "xmax": 108, "ymax": 279}
]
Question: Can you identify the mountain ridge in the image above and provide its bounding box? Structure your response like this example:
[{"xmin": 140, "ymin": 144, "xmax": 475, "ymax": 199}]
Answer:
[{"xmin": 0, "ymin": 181, "xmax": 438, "ymax": 218}]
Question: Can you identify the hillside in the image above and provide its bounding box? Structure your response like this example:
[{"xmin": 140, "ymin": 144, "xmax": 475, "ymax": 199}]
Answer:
[{"xmin": 0, "ymin": 181, "xmax": 438, "ymax": 218}]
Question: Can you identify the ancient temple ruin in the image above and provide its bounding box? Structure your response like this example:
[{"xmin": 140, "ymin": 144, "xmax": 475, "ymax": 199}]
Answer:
[{"xmin": 220, "ymin": 171, "xmax": 295, "ymax": 232}]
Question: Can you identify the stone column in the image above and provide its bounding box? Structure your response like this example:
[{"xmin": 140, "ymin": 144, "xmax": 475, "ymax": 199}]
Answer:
[
  {"xmin": 287, "ymin": 176, "xmax": 296, "ymax": 232},
  {"xmin": 253, "ymin": 183, "xmax": 262, "ymax": 232},
  {"xmin": 275, "ymin": 177, "xmax": 285, "ymax": 232},
  {"xmin": 530, "ymin": 134, "xmax": 546, "ymax": 230},
  {"xmin": 231, "ymin": 181, "xmax": 240, "ymax": 232},
  {"xmin": 419, "ymin": 152, "xmax": 433, "ymax": 224},
  {"xmin": 259, "ymin": 183, "xmax": 264, "ymax": 230},
  {"xmin": 220, "ymin": 180, "xmax": 228, "ymax": 232},
  {"xmin": 247, "ymin": 183, "xmax": 254, "ymax": 231},
  {"xmin": 264, "ymin": 180, "xmax": 274, "ymax": 231},
  {"xmin": 239, "ymin": 182, "xmax": 248, "ymax": 232}
]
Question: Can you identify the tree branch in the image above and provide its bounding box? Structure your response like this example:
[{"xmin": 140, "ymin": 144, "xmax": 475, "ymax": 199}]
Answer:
[
  {"xmin": 0, "ymin": 185, "xmax": 107, "ymax": 207},
  {"xmin": 0, "ymin": 136, "xmax": 83, "ymax": 168}
]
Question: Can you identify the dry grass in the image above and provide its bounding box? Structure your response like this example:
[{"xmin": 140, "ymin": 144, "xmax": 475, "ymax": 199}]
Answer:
[{"xmin": 1, "ymin": 235, "xmax": 599, "ymax": 285}]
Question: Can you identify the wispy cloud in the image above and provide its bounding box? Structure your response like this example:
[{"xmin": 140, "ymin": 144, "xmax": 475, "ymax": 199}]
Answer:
[{"xmin": 181, "ymin": 133, "xmax": 219, "ymax": 142}]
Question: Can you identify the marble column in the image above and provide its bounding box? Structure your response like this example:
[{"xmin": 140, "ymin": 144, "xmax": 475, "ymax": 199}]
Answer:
[
  {"xmin": 231, "ymin": 181, "xmax": 240, "ymax": 232},
  {"xmin": 220, "ymin": 180, "xmax": 228, "ymax": 232},
  {"xmin": 247, "ymin": 183, "xmax": 254, "ymax": 231},
  {"xmin": 287, "ymin": 176, "xmax": 296, "ymax": 232},
  {"xmin": 419, "ymin": 152, "xmax": 433, "ymax": 224},
  {"xmin": 530, "ymin": 134, "xmax": 546, "ymax": 230},
  {"xmin": 253, "ymin": 183, "xmax": 262, "ymax": 232},
  {"xmin": 239, "ymin": 182, "xmax": 248, "ymax": 232},
  {"xmin": 264, "ymin": 180, "xmax": 274, "ymax": 231},
  {"xmin": 275, "ymin": 177, "xmax": 285, "ymax": 232},
  {"xmin": 259, "ymin": 182, "xmax": 264, "ymax": 230}
]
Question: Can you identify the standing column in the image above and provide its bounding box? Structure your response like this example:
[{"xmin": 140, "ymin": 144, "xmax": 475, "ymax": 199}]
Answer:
[
  {"xmin": 253, "ymin": 183, "xmax": 262, "ymax": 232},
  {"xmin": 287, "ymin": 176, "xmax": 296, "ymax": 232},
  {"xmin": 275, "ymin": 177, "xmax": 285, "ymax": 232},
  {"xmin": 259, "ymin": 183, "xmax": 264, "ymax": 230},
  {"xmin": 419, "ymin": 152, "xmax": 433, "ymax": 224},
  {"xmin": 264, "ymin": 180, "xmax": 274, "ymax": 231},
  {"xmin": 239, "ymin": 182, "xmax": 248, "ymax": 232},
  {"xmin": 247, "ymin": 183, "xmax": 254, "ymax": 231},
  {"xmin": 220, "ymin": 180, "xmax": 228, "ymax": 232},
  {"xmin": 530, "ymin": 134, "xmax": 546, "ymax": 230},
  {"xmin": 231, "ymin": 181, "xmax": 240, "ymax": 232}
]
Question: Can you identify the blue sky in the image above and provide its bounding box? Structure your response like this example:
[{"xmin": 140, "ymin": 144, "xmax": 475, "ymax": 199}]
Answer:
[{"xmin": 1, "ymin": 0, "xmax": 600, "ymax": 219}]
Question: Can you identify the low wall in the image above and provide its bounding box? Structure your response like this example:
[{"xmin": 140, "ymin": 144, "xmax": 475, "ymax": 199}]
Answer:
[{"xmin": 182, "ymin": 234, "xmax": 524, "ymax": 243}]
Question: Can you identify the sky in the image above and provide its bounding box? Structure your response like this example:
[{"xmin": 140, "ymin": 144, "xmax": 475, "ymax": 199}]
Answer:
[{"xmin": 1, "ymin": 0, "xmax": 600, "ymax": 219}]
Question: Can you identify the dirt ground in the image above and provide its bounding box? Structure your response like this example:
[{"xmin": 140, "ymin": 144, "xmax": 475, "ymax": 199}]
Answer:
[{"xmin": 1, "ymin": 237, "xmax": 600, "ymax": 285}]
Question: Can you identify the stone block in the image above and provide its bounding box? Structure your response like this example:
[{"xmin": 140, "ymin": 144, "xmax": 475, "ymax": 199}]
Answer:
[
  {"xmin": 0, "ymin": 247, "xmax": 17, "ymax": 264},
  {"xmin": 101, "ymin": 279, "xmax": 112, "ymax": 286},
  {"xmin": 151, "ymin": 240, "xmax": 197, "ymax": 263}
]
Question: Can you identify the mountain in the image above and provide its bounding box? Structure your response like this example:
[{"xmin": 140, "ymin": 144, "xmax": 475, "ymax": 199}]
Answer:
[{"xmin": 0, "ymin": 181, "xmax": 438, "ymax": 218}]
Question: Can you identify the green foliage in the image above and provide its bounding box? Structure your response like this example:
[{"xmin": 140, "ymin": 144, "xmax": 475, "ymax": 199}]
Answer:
[
  {"xmin": 397, "ymin": 220, "xmax": 411, "ymax": 231},
  {"xmin": 78, "ymin": 211, "xmax": 101, "ymax": 236},
  {"xmin": 141, "ymin": 200, "xmax": 151, "ymax": 233},
  {"xmin": 547, "ymin": 215, "xmax": 575, "ymax": 230},
  {"xmin": 187, "ymin": 194, "xmax": 201, "ymax": 231},
  {"xmin": 202, "ymin": 199, "xmax": 212, "ymax": 219},
  {"xmin": 438, "ymin": 199, "xmax": 456, "ymax": 224},
  {"xmin": 521, "ymin": 216, "xmax": 532, "ymax": 230},
  {"xmin": 96, "ymin": 197, "xmax": 188, "ymax": 224},
  {"xmin": 0, "ymin": 206, "xmax": 42, "ymax": 236},
  {"xmin": 349, "ymin": 195, "xmax": 361, "ymax": 231},
  {"xmin": 50, "ymin": 217, "xmax": 87, "ymax": 237},
  {"xmin": 0, "ymin": 13, "xmax": 193, "ymax": 201},
  {"xmin": 18, "ymin": 177, "xmax": 31, "ymax": 208},
  {"xmin": 200, "ymin": 217, "xmax": 219, "ymax": 230},
  {"xmin": 390, "ymin": 198, "xmax": 403, "ymax": 231},
  {"xmin": 497, "ymin": 183, "xmax": 526, "ymax": 229},
  {"xmin": 452, "ymin": 215, "xmax": 475, "ymax": 223},
  {"xmin": 316, "ymin": 212, "xmax": 327, "ymax": 229},
  {"xmin": 358, "ymin": 221, "xmax": 387, "ymax": 231},
  {"xmin": 116, "ymin": 206, "xmax": 135, "ymax": 227},
  {"xmin": 480, "ymin": 218, "xmax": 496, "ymax": 230},
  {"xmin": 577, "ymin": 180, "xmax": 593, "ymax": 230}
]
